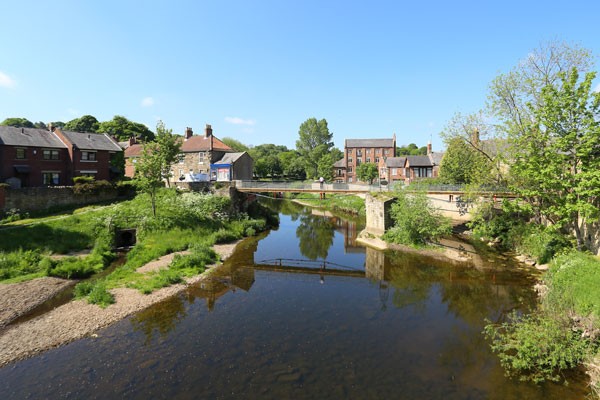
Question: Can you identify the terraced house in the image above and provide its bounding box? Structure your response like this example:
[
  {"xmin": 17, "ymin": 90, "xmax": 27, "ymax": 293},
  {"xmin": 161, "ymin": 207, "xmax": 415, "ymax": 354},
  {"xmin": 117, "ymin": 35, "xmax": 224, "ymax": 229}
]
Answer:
[{"xmin": 0, "ymin": 125, "xmax": 122, "ymax": 187}]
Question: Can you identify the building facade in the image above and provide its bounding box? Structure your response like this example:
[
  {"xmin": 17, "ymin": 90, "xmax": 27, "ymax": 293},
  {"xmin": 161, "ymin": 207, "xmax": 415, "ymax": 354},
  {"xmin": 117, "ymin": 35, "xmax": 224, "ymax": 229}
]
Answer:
[
  {"xmin": 340, "ymin": 135, "xmax": 396, "ymax": 183},
  {"xmin": 0, "ymin": 125, "xmax": 122, "ymax": 188}
]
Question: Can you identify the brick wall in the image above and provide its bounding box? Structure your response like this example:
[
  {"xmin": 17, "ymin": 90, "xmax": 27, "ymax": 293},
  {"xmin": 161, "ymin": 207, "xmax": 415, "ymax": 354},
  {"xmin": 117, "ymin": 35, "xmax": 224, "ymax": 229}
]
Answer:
[{"xmin": 1, "ymin": 186, "xmax": 122, "ymax": 213}]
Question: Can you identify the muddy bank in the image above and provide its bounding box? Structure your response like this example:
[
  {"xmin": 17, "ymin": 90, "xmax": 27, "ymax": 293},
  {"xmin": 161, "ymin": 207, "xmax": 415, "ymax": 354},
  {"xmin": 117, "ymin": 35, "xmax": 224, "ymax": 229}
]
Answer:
[{"xmin": 0, "ymin": 240, "xmax": 241, "ymax": 368}]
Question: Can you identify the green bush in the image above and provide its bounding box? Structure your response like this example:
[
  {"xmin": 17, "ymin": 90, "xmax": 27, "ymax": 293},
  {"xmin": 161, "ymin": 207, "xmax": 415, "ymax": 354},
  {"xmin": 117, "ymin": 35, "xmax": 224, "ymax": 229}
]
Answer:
[
  {"xmin": 0, "ymin": 250, "xmax": 44, "ymax": 280},
  {"xmin": 87, "ymin": 283, "xmax": 115, "ymax": 307},
  {"xmin": 382, "ymin": 190, "xmax": 452, "ymax": 246},
  {"xmin": 136, "ymin": 269, "xmax": 183, "ymax": 294},
  {"xmin": 484, "ymin": 311, "xmax": 590, "ymax": 383},
  {"xmin": 544, "ymin": 251, "xmax": 600, "ymax": 318},
  {"xmin": 73, "ymin": 179, "xmax": 113, "ymax": 195},
  {"xmin": 74, "ymin": 281, "xmax": 94, "ymax": 298},
  {"xmin": 517, "ymin": 226, "xmax": 573, "ymax": 264},
  {"xmin": 213, "ymin": 229, "xmax": 242, "ymax": 243}
]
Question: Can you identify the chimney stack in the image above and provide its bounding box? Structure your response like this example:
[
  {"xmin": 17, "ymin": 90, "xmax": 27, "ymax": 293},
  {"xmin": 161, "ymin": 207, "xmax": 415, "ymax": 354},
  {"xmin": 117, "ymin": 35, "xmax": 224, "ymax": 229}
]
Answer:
[
  {"xmin": 184, "ymin": 127, "xmax": 193, "ymax": 140},
  {"xmin": 48, "ymin": 122, "xmax": 54, "ymax": 132},
  {"xmin": 427, "ymin": 140, "xmax": 432, "ymax": 155},
  {"xmin": 128, "ymin": 137, "xmax": 137, "ymax": 146},
  {"xmin": 205, "ymin": 124, "xmax": 212, "ymax": 138}
]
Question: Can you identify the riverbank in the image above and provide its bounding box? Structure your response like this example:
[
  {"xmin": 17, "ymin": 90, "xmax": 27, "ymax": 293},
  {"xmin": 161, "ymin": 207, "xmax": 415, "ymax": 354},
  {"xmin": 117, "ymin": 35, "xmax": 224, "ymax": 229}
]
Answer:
[{"xmin": 0, "ymin": 240, "xmax": 242, "ymax": 367}]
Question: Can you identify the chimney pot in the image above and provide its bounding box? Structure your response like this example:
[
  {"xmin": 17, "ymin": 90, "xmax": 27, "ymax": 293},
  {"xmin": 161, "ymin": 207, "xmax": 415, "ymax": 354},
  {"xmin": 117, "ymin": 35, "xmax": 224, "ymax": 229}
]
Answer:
[
  {"xmin": 48, "ymin": 122, "xmax": 54, "ymax": 132},
  {"xmin": 427, "ymin": 140, "xmax": 432, "ymax": 155},
  {"xmin": 185, "ymin": 127, "xmax": 193, "ymax": 140},
  {"xmin": 205, "ymin": 124, "xmax": 212, "ymax": 138},
  {"xmin": 129, "ymin": 137, "xmax": 136, "ymax": 146}
]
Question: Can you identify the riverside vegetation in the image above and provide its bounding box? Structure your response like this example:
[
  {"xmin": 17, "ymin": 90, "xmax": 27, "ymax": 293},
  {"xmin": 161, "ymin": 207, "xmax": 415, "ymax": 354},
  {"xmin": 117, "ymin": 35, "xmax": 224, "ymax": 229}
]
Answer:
[{"xmin": 0, "ymin": 188, "xmax": 277, "ymax": 308}]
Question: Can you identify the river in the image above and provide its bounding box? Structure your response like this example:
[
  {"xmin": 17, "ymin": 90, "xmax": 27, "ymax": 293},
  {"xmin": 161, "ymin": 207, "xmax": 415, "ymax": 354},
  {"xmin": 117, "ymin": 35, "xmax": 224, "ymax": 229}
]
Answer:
[{"xmin": 0, "ymin": 199, "xmax": 590, "ymax": 399}]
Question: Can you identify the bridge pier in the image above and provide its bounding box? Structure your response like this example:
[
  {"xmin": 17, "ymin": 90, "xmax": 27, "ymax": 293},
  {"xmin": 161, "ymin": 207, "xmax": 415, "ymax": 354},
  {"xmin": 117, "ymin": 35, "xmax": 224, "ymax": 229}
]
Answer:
[{"xmin": 364, "ymin": 194, "xmax": 395, "ymax": 236}]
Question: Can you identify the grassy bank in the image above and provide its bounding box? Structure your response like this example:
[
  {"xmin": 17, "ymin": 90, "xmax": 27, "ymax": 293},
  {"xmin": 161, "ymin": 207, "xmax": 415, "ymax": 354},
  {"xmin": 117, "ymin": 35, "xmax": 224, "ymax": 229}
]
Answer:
[
  {"xmin": 286, "ymin": 192, "xmax": 366, "ymax": 216},
  {"xmin": 0, "ymin": 189, "xmax": 277, "ymax": 307}
]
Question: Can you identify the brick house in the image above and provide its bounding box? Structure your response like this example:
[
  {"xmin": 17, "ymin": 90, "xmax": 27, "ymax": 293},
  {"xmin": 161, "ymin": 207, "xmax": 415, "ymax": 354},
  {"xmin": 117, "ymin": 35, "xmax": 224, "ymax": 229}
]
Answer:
[
  {"xmin": 333, "ymin": 158, "xmax": 346, "ymax": 183},
  {"xmin": 403, "ymin": 142, "xmax": 444, "ymax": 183},
  {"xmin": 52, "ymin": 127, "xmax": 123, "ymax": 181},
  {"xmin": 340, "ymin": 135, "xmax": 396, "ymax": 183},
  {"xmin": 0, "ymin": 125, "xmax": 122, "ymax": 187},
  {"xmin": 378, "ymin": 156, "xmax": 407, "ymax": 183}
]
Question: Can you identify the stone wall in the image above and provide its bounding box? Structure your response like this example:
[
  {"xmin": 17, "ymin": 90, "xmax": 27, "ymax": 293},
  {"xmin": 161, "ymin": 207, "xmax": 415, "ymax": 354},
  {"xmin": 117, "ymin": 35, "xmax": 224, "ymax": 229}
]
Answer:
[
  {"xmin": 0, "ymin": 186, "xmax": 123, "ymax": 213},
  {"xmin": 364, "ymin": 194, "xmax": 394, "ymax": 235},
  {"xmin": 172, "ymin": 181, "xmax": 250, "ymax": 213}
]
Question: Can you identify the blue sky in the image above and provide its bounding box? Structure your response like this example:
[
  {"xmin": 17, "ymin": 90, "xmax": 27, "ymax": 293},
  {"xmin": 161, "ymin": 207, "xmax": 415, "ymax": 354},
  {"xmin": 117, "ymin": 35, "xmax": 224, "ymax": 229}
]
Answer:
[{"xmin": 1, "ymin": 0, "xmax": 599, "ymax": 151}]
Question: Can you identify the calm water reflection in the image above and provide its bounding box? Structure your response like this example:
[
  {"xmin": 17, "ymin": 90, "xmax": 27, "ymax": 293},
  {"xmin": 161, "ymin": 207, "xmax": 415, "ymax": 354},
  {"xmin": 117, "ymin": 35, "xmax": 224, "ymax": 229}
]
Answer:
[{"xmin": 0, "ymin": 200, "xmax": 590, "ymax": 399}]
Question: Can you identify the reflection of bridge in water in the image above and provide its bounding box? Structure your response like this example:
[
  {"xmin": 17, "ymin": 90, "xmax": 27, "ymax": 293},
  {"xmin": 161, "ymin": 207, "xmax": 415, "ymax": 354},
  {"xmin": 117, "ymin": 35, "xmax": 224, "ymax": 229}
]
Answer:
[{"xmin": 254, "ymin": 258, "xmax": 365, "ymax": 278}]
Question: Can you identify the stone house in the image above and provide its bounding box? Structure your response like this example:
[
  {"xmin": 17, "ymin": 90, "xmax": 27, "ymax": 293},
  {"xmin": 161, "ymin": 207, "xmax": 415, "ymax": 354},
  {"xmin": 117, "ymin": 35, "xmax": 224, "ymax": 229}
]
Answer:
[{"xmin": 0, "ymin": 125, "xmax": 122, "ymax": 187}]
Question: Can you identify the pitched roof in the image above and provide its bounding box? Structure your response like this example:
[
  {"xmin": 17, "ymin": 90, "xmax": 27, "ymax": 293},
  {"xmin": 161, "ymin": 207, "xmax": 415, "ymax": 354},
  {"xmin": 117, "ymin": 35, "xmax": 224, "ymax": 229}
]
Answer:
[
  {"xmin": 406, "ymin": 155, "xmax": 432, "ymax": 167},
  {"xmin": 346, "ymin": 138, "xmax": 394, "ymax": 148},
  {"xmin": 59, "ymin": 130, "xmax": 123, "ymax": 151},
  {"xmin": 333, "ymin": 158, "xmax": 346, "ymax": 168},
  {"xmin": 428, "ymin": 151, "xmax": 445, "ymax": 166},
  {"xmin": 0, "ymin": 126, "xmax": 67, "ymax": 149},
  {"xmin": 384, "ymin": 157, "xmax": 406, "ymax": 167},
  {"xmin": 180, "ymin": 135, "xmax": 233, "ymax": 152},
  {"xmin": 124, "ymin": 143, "xmax": 144, "ymax": 157},
  {"xmin": 213, "ymin": 152, "xmax": 248, "ymax": 165}
]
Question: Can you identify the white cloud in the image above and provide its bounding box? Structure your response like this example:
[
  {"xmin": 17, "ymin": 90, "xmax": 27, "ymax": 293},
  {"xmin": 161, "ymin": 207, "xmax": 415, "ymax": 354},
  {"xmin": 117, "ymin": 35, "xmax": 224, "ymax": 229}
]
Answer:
[
  {"xmin": 427, "ymin": 121, "xmax": 435, "ymax": 127},
  {"xmin": 0, "ymin": 71, "xmax": 17, "ymax": 88},
  {"xmin": 594, "ymin": 83, "xmax": 600, "ymax": 93},
  {"xmin": 225, "ymin": 116, "xmax": 255, "ymax": 125},
  {"xmin": 141, "ymin": 97, "xmax": 154, "ymax": 107},
  {"xmin": 67, "ymin": 108, "xmax": 80, "ymax": 116}
]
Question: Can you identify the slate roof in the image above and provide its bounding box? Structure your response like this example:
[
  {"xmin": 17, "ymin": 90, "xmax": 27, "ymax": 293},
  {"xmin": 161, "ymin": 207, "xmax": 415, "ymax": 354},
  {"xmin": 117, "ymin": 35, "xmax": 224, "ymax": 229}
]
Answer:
[
  {"xmin": 333, "ymin": 158, "xmax": 346, "ymax": 168},
  {"xmin": 384, "ymin": 157, "xmax": 406, "ymax": 168},
  {"xmin": 213, "ymin": 152, "xmax": 248, "ymax": 164},
  {"xmin": 345, "ymin": 138, "xmax": 395, "ymax": 148},
  {"xmin": 428, "ymin": 151, "xmax": 445, "ymax": 166},
  {"xmin": 0, "ymin": 126, "xmax": 67, "ymax": 148},
  {"xmin": 124, "ymin": 144, "xmax": 144, "ymax": 158},
  {"xmin": 406, "ymin": 155, "xmax": 432, "ymax": 167},
  {"xmin": 59, "ymin": 130, "xmax": 123, "ymax": 152},
  {"xmin": 181, "ymin": 135, "xmax": 233, "ymax": 152}
]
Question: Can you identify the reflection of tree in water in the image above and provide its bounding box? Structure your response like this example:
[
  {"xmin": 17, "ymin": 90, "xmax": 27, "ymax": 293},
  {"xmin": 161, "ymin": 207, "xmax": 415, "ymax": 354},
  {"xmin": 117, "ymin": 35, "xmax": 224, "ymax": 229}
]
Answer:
[
  {"xmin": 296, "ymin": 214, "xmax": 335, "ymax": 260},
  {"xmin": 130, "ymin": 294, "xmax": 187, "ymax": 345},
  {"xmin": 259, "ymin": 197, "xmax": 304, "ymax": 221}
]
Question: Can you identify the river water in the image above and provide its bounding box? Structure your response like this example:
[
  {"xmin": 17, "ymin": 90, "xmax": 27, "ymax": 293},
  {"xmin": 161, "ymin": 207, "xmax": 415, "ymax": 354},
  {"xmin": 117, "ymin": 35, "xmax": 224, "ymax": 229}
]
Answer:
[{"xmin": 0, "ymin": 200, "xmax": 590, "ymax": 399}]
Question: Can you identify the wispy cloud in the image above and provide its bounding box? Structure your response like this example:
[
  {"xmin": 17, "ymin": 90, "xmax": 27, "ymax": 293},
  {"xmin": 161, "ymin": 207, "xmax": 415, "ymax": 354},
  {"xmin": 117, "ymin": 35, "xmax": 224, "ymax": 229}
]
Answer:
[
  {"xmin": 225, "ymin": 116, "xmax": 255, "ymax": 125},
  {"xmin": 67, "ymin": 108, "xmax": 80, "ymax": 116},
  {"xmin": 141, "ymin": 97, "xmax": 154, "ymax": 107},
  {"xmin": 594, "ymin": 83, "xmax": 600, "ymax": 93},
  {"xmin": 0, "ymin": 71, "xmax": 17, "ymax": 88}
]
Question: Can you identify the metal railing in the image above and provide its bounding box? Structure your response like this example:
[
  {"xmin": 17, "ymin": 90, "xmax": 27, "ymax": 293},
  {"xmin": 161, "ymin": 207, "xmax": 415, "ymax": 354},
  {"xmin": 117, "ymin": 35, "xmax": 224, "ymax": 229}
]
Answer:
[{"xmin": 234, "ymin": 180, "xmax": 402, "ymax": 192}]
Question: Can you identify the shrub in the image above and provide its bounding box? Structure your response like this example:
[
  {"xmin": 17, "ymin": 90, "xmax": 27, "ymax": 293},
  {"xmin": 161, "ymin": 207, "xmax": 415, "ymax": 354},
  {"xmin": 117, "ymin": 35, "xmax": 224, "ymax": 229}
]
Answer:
[
  {"xmin": 484, "ymin": 311, "xmax": 590, "ymax": 383},
  {"xmin": 87, "ymin": 282, "xmax": 115, "ymax": 307},
  {"xmin": 0, "ymin": 250, "xmax": 44, "ymax": 280},
  {"xmin": 213, "ymin": 229, "xmax": 242, "ymax": 243},
  {"xmin": 382, "ymin": 190, "xmax": 452, "ymax": 246},
  {"xmin": 517, "ymin": 226, "xmax": 573, "ymax": 264},
  {"xmin": 73, "ymin": 179, "xmax": 113, "ymax": 195},
  {"xmin": 73, "ymin": 176, "xmax": 95, "ymax": 184},
  {"xmin": 74, "ymin": 281, "xmax": 94, "ymax": 298},
  {"xmin": 136, "ymin": 269, "xmax": 183, "ymax": 294}
]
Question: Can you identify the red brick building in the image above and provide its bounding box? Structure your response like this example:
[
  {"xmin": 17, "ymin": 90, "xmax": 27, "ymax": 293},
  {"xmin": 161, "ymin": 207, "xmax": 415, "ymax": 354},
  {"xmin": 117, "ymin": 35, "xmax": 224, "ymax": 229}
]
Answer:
[
  {"xmin": 0, "ymin": 125, "xmax": 122, "ymax": 187},
  {"xmin": 340, "ymin": 135, "xmax": 396, "ymax": 183}
]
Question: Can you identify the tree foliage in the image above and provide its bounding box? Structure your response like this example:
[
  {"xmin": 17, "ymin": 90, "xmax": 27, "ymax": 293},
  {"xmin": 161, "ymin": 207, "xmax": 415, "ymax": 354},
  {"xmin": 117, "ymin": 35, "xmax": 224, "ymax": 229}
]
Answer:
[
  {"xmin": 356, "ymin": 162, "xmax": 378, "ymax": 184},
  {"xmin": 154, "ymin": 120, "xmax": 182, "ymax": 187},
  {"xmin": 317, "ymin": 153, "xmax": 335, "ymax": 182},
  {"xmin": 396, "ymin": 143, "xmax": 427, "ymax": 156},
  {"xmin": 439, "ymin": 137, "xmax": 489, "ymax": 184},
  {"xmin": 64, "ymin": 115, "xmax": 99, "ymax": 132},
  {"xmin": 97, "ymin": 115, "xmax": 154, "ymax": 142},
  {"xmin": 296, "ymin": 118, "xmax": 334, "ymax": 179},
  {"xmin": 509, "ymin": 68, "xmax": 600, "ymax": 250},
  {"xmin": 1, "ymin": 118, "xmax": 34, "ymax": 128},
  {"xmin": 222, "ymin": 137, "xmax": 249, "ymax": 152}
]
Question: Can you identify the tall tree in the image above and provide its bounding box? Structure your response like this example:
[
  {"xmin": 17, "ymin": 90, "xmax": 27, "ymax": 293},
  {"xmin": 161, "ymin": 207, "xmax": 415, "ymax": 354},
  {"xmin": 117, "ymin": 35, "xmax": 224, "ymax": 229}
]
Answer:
[
  {"xmin": 97, "ymin": 115, "xmax": 154, "ymax": 142},
  {"xmin": 509, "ymin": 68, "xmax": 600, "ymax": 251},
  {"xmin": 439, "ymin": 137, "xmax": 489, "ymax": 184},
  {"xmin": 154, "ymin": 121, "xmax": 182, "ymax": 187},
  {"xmin": 133, "ymin": 142, "xmax": 163, "ymax": 217},
  {"xmin": 317, "ymin": 153, "xmax": 335, "ymax": 182},
  {"xmin": 1, "ymin": 118, "xmax": 34, "ymax": 128},
  {"xmin": 222, "ymin": 137, "xmax": 249, "ymax": 152},
  {"xmin": 296, "ymin": 118, "xmax": 334, "ymax": 179},
  {"xmin": 356, "ymin": 163, "xmax": 379, "ymax": 184},
  {"xmin": 63, "ymin": 115, "xmax": 99, "ymax": 132}
]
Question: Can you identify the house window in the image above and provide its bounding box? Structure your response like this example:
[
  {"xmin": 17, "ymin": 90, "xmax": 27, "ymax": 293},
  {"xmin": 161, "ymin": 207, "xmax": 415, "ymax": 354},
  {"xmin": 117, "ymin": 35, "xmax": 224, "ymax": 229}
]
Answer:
[
  {"xmin": 366, "ymin": 149, "xmax": 371, "ymax": 154},
  {"xmin": 179, "ymin": 169, "xmax": 184, "ymax": 176},
  {"xmin": 392, "ymin": 168, "xmax": 397, "ymax": 175},
  {"xmin": 375, "ymin": 149, "xmax": 380, "ymax": 155},
  {"xmin": 375, "ymin": 157, "xmax": 379, "ymax": 163},
  {"xmin": 337, "ymin": 169, "xmax": 343, "ymax": 176},
  {"xmin": 384, "ymin": 149, "xmax": 390, "ymax": 155},
  {"xmin": 81, "ymin": 151, "xmax": 96, "ymax": 161},
  {"xmin": 356, "ymin": 158, "xmax": 362, "ymax": 165},
  {"xmin": 16, "ymin": 148, "xmax": 26, "ymax": 159},
  {"xmin": 347, "ymin": 149, "xmax": 352, "ymax": 155},
  {"xmin": 357, "ymin": 150, "xmax": 362, "ymax": 156},
  {"xmin": 380, "ymin": 168, "xmax": 386, "ymax": 175},
  {"xmin": 348, "ymin": 157, "xmax": 353, "ymax": 164},
  {"xmin": 179, "ymin": 154, "xmax": 184, "ymax": 164},
  {"xmin": 43, "ymin": 149, "xmax": 60, "ymax": 160},
  {"xmin": 348, "ymin": 166, "xmax": 353, "ymax": 172},
  {"xmin": 348, "ymin": 177, "xmax": 353, "ymax": 183},
  {"xmin": 42, "ymin": 172, "xmax": 60, "ymax": 185},
  {"xmin": 366, "ymin": 157, "xmax": 371, "ymax": 163},
  {"xmin": 198, "ymin": 151, "xmax": 206, "ymax": 161}
]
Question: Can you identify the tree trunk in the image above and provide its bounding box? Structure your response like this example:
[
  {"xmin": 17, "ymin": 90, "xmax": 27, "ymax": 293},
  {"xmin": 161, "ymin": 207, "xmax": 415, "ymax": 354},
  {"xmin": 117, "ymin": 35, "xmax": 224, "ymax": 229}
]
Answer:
[
  {"xmin": 574, "ymin": 212, "xmax": 583, "ymax": 251},
  {"xmin": 151, "ymin": 192, "xmax": 156, "ymax": 217}
]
